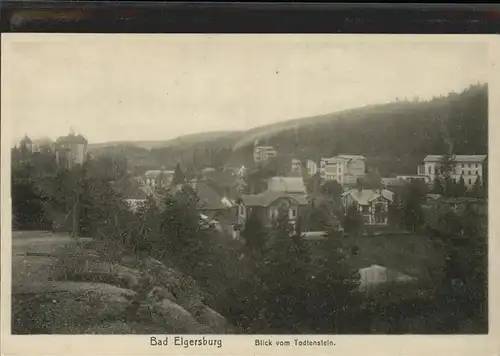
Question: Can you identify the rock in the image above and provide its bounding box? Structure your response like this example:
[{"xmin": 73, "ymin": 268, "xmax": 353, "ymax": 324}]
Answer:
[
  {"xmin": 195, "ymin": 305, "xmax": 228, "ymax": 333},
  {"xmin": 147, "ymin": 286, "xmax": 177, "ymax": 303},
  {"xmin": 12, "ymin": 282, "xmax": 136, "ymax": 334},
  {"xmin": 141, "ymin": 298, "xmax": 214, "ymax": 334}
]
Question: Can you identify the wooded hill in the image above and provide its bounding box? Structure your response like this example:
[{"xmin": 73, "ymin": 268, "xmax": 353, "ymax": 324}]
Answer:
[
  {"xmin": 230, "ymin": 83, "xmax": 488, "ymax": 176},
  {"xmin": 92, "ymin": 83, "xmax": 487, "ymax": 177}
]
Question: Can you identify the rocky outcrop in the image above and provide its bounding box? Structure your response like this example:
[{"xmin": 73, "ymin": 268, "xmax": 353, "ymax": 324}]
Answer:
[{"xmin": 38, "ymin": 240, "xmax": 232, "ymax": 334}]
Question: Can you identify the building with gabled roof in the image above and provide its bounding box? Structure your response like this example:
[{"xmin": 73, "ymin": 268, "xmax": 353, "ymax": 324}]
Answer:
[
  {"xmin": 341, "ymin": 188, "xmax": 394, "ymax": 225},
  {"xmin": 55, "ymin": 132, "xmax": 88, "ymax": 169},
  {"xmin": 417, "ymin": 154, "xmax": 487, "ymax": 188}
]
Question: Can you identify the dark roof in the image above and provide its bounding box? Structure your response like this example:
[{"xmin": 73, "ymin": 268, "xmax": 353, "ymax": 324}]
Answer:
[
  {"xmin": 56, "ymin": 133, "xmax": 88, "ymax": 145},
  {"xmin": 240, "ymin": 191, "xmax": 310, "ymax": 207},
  {"xmin": 192, "ymin": 182, "xmax": 228, "ymax": 211}
]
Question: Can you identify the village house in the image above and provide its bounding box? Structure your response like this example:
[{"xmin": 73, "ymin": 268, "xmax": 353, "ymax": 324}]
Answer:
[
  {"xmin": 320, "ymin": 155, "xmax": 366, "ymax": 186},
  {"xmin": 417, "ymin": 154, "xmax": 487, "ymax": 188},
  {"xmin": 171, "ymin": 181, "xmax": 238, "ymax": 236},
  {"xmin": 140, "ymin": 169, "xmax": 175, "ymax": 190},
  {"xmin": 307, "ymin": 159, "xmax": 318, "ymax": 176},
  {"xmin": 235, "ymin": 176, "xmax": 310, "ymax": 238},
  {"xmin": 341, "ymin": 188, "xmax": 394, "ymax": 225},
  {"xmin": 124, "ymin": 187, "xmax": 151, "ymax": 213},
  {"xmin": 32, "ymin": 137, "xmax": 56, "ymax": 153},
  {"xmin": 55, "ymin": 132, "xmax": 88, "ymax": 169},
  {"xmin": 253, "ymin": 140, "xmax": 278, "ymax": 163},
  {"xmin": 291, "ymin": 159, "xmax": 302, "ymax": 176}
]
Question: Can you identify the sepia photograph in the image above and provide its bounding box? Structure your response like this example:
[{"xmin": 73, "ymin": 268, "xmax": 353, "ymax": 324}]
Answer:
[{"xmin": 2, "ymin": 34, "xmax": 490, "ymax": 341}]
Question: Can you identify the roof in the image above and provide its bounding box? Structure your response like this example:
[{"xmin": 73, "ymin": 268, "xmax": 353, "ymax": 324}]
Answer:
[
  {"xmin": 56, "ymin": 133, "xmax": 88, "ymax": 145},
  {"xmin": 341, "ymin": 189, "xmax": 394, "ymax": 205},
  {"xmin": 337, "ymin": 154, "xmax": 367, "ymax": 161},
  {"xmin": 240, "ymin": 191, "xmax": 310, "ymax": 207},
  {"xmin": 267, "ymin": 177, "xmax": 307, "ymax": 194},
  {"xmin": 144, "ymin": 170, "xmax": 175, "ymax": 177},
  {"xmin": 191, "ymin": 182, "xmax": 228, "ymax": 210},
  {"xmin": 423, "ymin": 155, "xmax": 487, "ymax": 163},
  {"xmin": 381, "ymin": 177, "xmax": 404, "ymax": 186}
]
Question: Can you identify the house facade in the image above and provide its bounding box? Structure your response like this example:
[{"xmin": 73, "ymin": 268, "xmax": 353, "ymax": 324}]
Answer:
[
  {"xmin": 291, "ymin": 159, "xmax": 302, "ymax": 176},
  {"xmin": 237, "ymin": 192, "xmax": 310, "ymax": 233},
  {"xmin": 417, "ymin": 155, "xmax": 487, "ymax": 188},
  {"xmin": 253, "ymin": 140, "xmax": 278, "ymax": 163},
  {"xmin": 341, "ymin": 188, "xmax": 394, "ymax": 225},
  {"xmin": 320, "ymin": 155, "xmax": 366, "ymax": 185},
  {"xmin": 140, "ymin": 170, "xmax": 175, "ymax": 190},
  {"xmin": 307, "ymin": 159, "xmax": 318, "ymax": 176},
  {"xmin": 55, "ymin": 133, "xmax": 88, "ymax": 169}
]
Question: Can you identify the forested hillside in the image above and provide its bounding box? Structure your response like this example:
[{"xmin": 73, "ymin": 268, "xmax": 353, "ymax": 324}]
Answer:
[
  {"xmin": 231, "ymin": 83, "xmax": 488, "ymax": 175},
  {"xmin": 91, "ymin": 83, "xmax": 487, "ymax": 176}
]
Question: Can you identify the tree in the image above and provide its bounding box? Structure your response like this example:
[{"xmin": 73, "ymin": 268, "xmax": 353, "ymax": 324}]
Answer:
[
  {"xmin": 401, "ymin": 180, "xmax": 425, "ymax": 232},
  {"xmin": 320, "ymin": 180, "xmax": 343, "ymax": 200},
  {"xmin": 342, "ymin": 205, "xmax": 364, "ymax": 236},
  {"xmin": 306, "ymin": 227, "xmax": 361, "ymax": 333},
  {"xmin": 242, "ymin": 209, "xmax": 267, "ymax": 255},
  {"xmin": 253, "ymin": 207, "xmax": 312, "ymax": 332},
  {"xmin": 454, "ymin": 175, "xmax": 467, "ymax": 197},
  {"xmin": 362, "ymin": 167, "xmax": 383, "ymax": 190},
  {"xmin": 170, "ymin": 162, "xmax": 186, "ymax": 187},
  {"xmin": 437, "ymin": 154, "xmax": 456, "ymax": 197},
  {"xmin": 11, "ymin": 163, "xmax": 48, "ymax": 230},
  {"xmin": 432, "ymin": 176, "xmax": 444, "ymax": 195},
  {"xmin": 471, "ymin": 175, "xmax": 484, "ymax": 199}
]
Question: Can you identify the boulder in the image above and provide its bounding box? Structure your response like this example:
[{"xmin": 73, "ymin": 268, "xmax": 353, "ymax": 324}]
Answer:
[
  {"xmin": 140, "ymin": 297, "xmax": 213, "ymax": 334},
  {"xmin": 195, "ymin": 305, "xmax": 228, "ymax": 333}
]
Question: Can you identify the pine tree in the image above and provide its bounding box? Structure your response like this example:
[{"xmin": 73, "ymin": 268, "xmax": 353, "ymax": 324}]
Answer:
[
  {"xmin": 242, "ymin": 209, "xmax": 267, "ymax": 255},
  {"xmin": 455, "ymin": 175, "xmax": 467, "ymax": 197},
  {"xmin": 342, "ymin": 205, "xmax": 364, "ymax": 236},
  {"xmin": 255, "ymin": 207, "xmax": 312, "ymax": 332},
  {"xmin": 401, "ymin": 180, "xmax": 424, "ymax": 232},
  {"xmin": 306, "ymin": 226, "xmax": 361, "ymax": 333},
  {"xmin": 432, "ymin": 176, "xmax": 444, "ymax": 195},
  {"xmin": 170, "ymin": 162, "xmax": 186, "ymax": 187},
  {"xmin": 471, "ymin": 175, "xmax": 484, "ymax": 199}
]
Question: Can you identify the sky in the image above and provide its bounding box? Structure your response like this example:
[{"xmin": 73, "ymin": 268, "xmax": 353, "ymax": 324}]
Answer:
[{"xmin": 3, "ymin": 34, "xmax": 489, "ymax": 144}]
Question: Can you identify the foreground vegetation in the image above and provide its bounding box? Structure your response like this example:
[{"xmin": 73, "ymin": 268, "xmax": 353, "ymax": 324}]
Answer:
[{"xmin": 12, "ymin": 123, "xmax": 487, "ymax": 333}]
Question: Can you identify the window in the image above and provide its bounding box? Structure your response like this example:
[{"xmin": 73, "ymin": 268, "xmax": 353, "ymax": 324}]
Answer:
[
  {"xmin": 362, "ymin": 206, "xmax": 369, "ymax": 213},
  {"xmin": 468, "ymin": 164, "xmax": 471, "ymax": 168},
  {"xmin": 289, "ymin": 207, "xmax": 297, "ymax": 219},
  {"xmin": 428, "ymin": 166, "xmax": 431, "ymax": 174},
  {"xmin": 475, "ymin": 164, "xmax": 478, "ymax": 168},
  {"xmin": 469, "ymin": 179, "xmax": 472, "ymax": 184},
  {"xmin": 468, "ymin": 170, "xmax": 471, "ymax": 175},
  {"xmin": 461, "ymin": 164, "xmax": 464, "ymax": 168}
]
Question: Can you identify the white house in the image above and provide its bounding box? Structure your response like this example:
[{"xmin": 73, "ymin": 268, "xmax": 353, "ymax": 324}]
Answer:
[
  {"xmin": 253, "ymin": 140, "xmax": 278, "ymax": 163},
  {"xmin": 141, "ymin": 170, "xmax": 175, "ymax": 190},
  {"xmin": 320, "ymin": 155, "xmax": 366, "ymax": 185},
  {"xmin": 417, "ymin": 155, "xmax": 487, "ymax": 188},
  {"xmin": 306, "ymin": 159, "xmax": 318, "ymax": 176},
  {"xmin": 291, "ymin": 159, "xmax": 302, "ymax": 175},
  {"xmin": 341, "ymin": 188, "xmax": 394, "ymax": 225}
]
